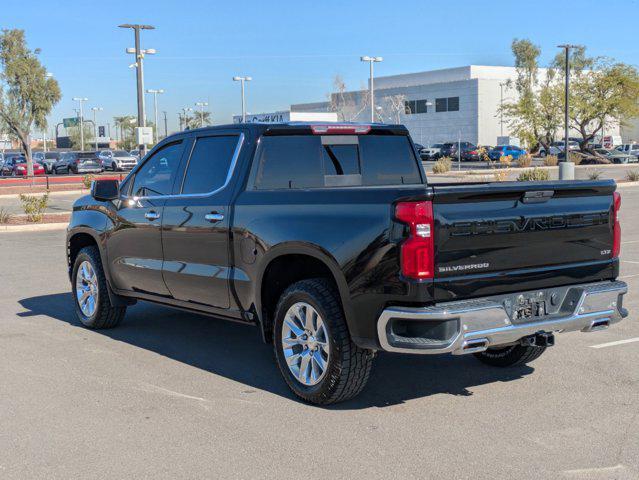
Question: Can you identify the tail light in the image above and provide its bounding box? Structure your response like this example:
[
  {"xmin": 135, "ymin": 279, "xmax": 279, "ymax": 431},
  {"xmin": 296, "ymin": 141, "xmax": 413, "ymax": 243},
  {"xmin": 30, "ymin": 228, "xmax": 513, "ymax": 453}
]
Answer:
[
  {"xmin": 310, "ymin": 124, "xmax": 371, "ymax": 135},
  {"xmin": 612, "ymin": 191, "xmax": 621, "ymax": 258},
  {"xmin": 469, "ymin": 150, "xmax": 477, "ymax": 155},
  {"xmin": 395, "ymin": 201, "xmax": 434, "ymax": 279},
  {"xmin": 75, "ymin": 158, "xmax": 81, "ymax": 164}
]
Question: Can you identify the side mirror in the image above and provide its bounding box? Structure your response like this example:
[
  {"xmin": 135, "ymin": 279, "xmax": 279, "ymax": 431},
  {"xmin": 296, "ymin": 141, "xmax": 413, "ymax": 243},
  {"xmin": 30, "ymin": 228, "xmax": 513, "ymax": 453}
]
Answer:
[{"xmin": 91, "ymin": 179, "xmax": 119, "ymax": 201}]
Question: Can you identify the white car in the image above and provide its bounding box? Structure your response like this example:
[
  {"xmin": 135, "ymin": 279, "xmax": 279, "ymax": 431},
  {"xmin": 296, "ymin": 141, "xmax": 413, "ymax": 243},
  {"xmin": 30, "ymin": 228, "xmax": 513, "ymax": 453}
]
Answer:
[
  {"xmin": 615, "ymin": 143, "xmax": 639, "ymax": 159},
  {"xmin": 419, "ymin": 143, "xmax": 444, "ymax": 160},
  {"xmin": 538, "ymin": 141, "xmax": 579, "ymax": 157},
  {"xmin": 98, "ymin": 150, "xmax": 138, "ymax": 171}
]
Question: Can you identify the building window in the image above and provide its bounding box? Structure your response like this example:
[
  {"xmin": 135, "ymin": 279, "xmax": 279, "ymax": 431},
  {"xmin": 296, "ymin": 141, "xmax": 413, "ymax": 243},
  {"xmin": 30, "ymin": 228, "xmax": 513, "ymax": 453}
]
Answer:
[
  {"xmin": 435, "ymin": 97, "xmax": 460, "ymax": 112},
  {"xmin": 404, "ymin": 99, "xmax": 429, "ymax": 115}
]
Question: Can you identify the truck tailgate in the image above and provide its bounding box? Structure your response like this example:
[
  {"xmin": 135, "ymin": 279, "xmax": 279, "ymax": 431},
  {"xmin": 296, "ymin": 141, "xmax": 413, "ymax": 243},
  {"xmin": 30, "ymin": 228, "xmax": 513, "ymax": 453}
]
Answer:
[{"xmin": 432, "ymin": 180, "xmax": 618, "ymax": 301}]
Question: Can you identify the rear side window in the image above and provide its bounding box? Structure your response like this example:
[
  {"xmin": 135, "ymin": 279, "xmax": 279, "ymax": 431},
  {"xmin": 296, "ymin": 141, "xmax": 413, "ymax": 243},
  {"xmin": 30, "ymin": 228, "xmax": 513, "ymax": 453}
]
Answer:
[
  {"xmin": 253, "ymin": 134, "xmax": 422, "ymax": 189},
  {"xmin": 181, "ymin": 135, "xmax": 239, "ymax": 194}
]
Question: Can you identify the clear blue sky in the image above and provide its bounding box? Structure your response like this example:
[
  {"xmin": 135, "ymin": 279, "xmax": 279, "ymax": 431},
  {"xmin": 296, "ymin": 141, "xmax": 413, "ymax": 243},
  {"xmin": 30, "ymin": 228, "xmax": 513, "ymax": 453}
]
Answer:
[{"xmin": 3, "ymin": 0, "xmax": 638, "ymax": 135}]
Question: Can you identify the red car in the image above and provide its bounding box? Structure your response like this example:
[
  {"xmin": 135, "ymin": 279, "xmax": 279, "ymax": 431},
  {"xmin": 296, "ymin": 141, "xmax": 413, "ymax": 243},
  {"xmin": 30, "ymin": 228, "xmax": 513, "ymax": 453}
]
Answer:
[{"xmin": 0, "ymin": 155, "xmax": 46, "ymax": 176}]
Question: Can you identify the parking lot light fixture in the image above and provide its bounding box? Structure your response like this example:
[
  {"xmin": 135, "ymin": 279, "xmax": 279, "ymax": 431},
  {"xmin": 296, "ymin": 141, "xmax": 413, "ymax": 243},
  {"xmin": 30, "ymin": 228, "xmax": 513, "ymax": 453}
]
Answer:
[
  {"xmin": 233, "ymin": 76, "xmax": 251, "ymax": 123},
  {"xmin": 557, "ymin": 44, "xmax": 580, "ymax": 180},
  {"xmin": 91, "ymin": 106, "xmax": 103, "ymax": 150},
  {"xmin": 119, "ymin": 23, "xmax": 156, "ymax": 157},
  {"xmin": 146, "ymin": 89, "xmax": 164, "ymax": 143},
  {"xmin": 360, "ymin": 56, "xmax": 383, "ymax": 123},
  {"xmin": 195, "ymin": 101, "xmax": 208, "ymax": 127},
  {"xmin": 72, "ymin": 97, "xmax": 88, "ymax": 151}
]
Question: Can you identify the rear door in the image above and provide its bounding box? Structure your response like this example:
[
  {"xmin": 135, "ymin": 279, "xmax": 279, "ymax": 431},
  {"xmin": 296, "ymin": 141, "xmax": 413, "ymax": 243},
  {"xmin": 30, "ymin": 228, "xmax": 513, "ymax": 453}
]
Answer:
[{"xmin": 160, "ymin": 131, "xmax": 244, "ymax": 309}]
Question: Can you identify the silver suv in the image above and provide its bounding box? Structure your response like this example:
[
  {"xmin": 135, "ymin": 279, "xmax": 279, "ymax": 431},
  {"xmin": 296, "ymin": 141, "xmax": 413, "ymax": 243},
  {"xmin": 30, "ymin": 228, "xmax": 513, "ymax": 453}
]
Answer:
[{"xmin": 98, "ymin": 149, "xmax": 138, "ymax": 171}]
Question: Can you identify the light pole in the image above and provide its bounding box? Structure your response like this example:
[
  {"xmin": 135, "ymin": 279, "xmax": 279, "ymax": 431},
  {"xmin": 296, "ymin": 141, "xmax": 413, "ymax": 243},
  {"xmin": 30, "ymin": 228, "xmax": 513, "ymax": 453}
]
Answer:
[
  {"xmin": 360, "ymin": 56, "xmax": 383, "ymax": 123},
  {"xmin": 119, "ymin": 23, "xmax": 156, "ymax": 157},
  {"xmin": 162, "ymin": 111, "xmax": 168, "ymax": 138},
  {"xmin": 557, "ymin": 44, "xmax": 579, "ymax": 180},
  {"xmin": 195, "ymin": 101, "xmax": 208, "ymax": 127},
  {"xmin": 182, "ymin": 107, "xmax": 193, "ymax": 130},
  {"xmin": 146, "ymin": 89, "xmax": 164, "ymax": 143},
  {"xmin": 499, "ymin": 81, "xmax": 507, "ymax": 137},
  {"xmin": 91, "ymin": 106, "xmax": 103, "ymax": 150},
  {"xmin": 233, "ymin": 76, "xmax": 251, "ymax": 122},
  {"xmin": 43, "ymin": 72, "xmax": 53, "ymax": 153},
  {"xmin": 72, "ymin": 97, "xmax": 88, "ymax": 150}
]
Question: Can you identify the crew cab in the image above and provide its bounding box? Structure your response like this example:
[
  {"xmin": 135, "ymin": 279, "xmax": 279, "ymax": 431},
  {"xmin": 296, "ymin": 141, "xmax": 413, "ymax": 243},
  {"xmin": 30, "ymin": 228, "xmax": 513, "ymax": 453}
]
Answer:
[{"xmin": 66, "ymin": 123, "xmax": 628, "ymax": 405}]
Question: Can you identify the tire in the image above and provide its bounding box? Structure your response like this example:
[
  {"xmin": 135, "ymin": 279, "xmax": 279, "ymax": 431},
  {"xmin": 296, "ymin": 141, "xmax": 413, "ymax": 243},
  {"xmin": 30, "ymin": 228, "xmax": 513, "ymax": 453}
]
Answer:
[
  {"xmin": 72, "ymin": 246, "xmax": 126, "ymax": 329},
  {"xmin": 474, "ymin": 344, "xmax": 546, "ymax": 367},
  {"xmin": 273, "ymin": 278, "xmax": 375, "ymax": 405}
]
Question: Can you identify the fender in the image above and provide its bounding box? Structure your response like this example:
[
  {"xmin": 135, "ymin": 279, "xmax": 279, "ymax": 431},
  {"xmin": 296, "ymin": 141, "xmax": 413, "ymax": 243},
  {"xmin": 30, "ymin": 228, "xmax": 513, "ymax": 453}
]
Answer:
[{"xmin": 253, "ymin": 241, "xmax": 355, "ymax": 337}]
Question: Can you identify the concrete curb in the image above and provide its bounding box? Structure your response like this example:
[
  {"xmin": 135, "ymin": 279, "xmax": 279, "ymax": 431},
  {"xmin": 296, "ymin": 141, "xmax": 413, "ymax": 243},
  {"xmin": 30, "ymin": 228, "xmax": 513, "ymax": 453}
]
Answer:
[
  {"xmin": 0, "ymin": 222, "xmax": 67, "ymax": 233},
  {"xmin": 617, "ymin": 181, "xmax": 639, "ymax": 188},
  {"xmin": 0, "ymin": 189, "xmax": 84, "ymax": 199}
]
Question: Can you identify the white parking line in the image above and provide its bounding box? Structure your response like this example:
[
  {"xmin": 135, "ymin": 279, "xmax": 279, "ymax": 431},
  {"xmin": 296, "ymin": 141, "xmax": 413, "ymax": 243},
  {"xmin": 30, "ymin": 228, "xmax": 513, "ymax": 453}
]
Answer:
[
  {"xmin": 620, "ymin": 273, "xmax": 639, "ymax": 279},
  {"xmin": 590, "ymin": 338, "xmax": 639, "ymax": 349},
  {"xmin": 622, "ymin": 260, "xmax": 639, "ymax": 265},
  {"xmin": 622, "ymin": 240, "xmax": 639, "ymax": 245}
]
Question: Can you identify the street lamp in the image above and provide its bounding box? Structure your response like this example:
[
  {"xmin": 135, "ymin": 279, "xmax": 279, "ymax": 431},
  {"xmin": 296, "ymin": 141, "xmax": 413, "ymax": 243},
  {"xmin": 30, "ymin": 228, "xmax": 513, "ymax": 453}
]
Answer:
[
  {"xmin": 42, "ymin": 72, "xmax": 54, "ymax": 153},
  {"xmin": 233, "ymin": 76, "xmax": 251, "ymax": 123},
  {"xmin": 499, "ymin": 81, "xmax": 508, "ymax": 137},
  {"xmin": 119, "ymin": 23, "xmax": 156, "ymax": 157},
  {"xmin": 91, "ymin": 106, "xmax": 103, "ymax": 150},
  {"xmin": 557, "ymin": 44, "xmax": 579, "ymax": 180},
  {"xmin": 195, "ymin": 101, "xmax": 208, "ymax": 127},
  {"xmin": 360, "ymin": 56, "xmax": 383, "ymax": 123},
  {"xmin": 182, "ymin": 107, "xmax": 193, "ymax": 130},
  {"xmin": 146, "ymin": 88, "xmax": 164, "ymax": 143},
  {"xmin": 72, "ymin": 97, "xmax": 88, "ymax": 150}
]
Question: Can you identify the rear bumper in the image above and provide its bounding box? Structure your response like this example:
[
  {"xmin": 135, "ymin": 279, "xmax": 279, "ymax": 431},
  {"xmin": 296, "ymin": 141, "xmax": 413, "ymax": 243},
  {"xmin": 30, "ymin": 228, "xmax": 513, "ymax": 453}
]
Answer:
[{"xmin": 377, "ymin": 281, "xmax": 628, "ymax": 355}]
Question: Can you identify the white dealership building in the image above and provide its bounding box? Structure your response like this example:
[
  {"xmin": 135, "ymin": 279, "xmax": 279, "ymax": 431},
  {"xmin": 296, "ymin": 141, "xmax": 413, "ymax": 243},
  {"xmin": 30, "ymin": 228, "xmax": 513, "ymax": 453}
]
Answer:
[{"xmin": 290, "ymin": 65, "xmax": 622, "ymax": 147}]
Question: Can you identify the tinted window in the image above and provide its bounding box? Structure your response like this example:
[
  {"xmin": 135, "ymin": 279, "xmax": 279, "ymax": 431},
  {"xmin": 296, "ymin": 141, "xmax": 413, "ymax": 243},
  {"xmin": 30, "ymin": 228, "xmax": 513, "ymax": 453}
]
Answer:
[
  {"xmin": 435, "ymin": 98, "xmax": 447, "ymax": 112},
  {"xmin": 447, "ymin": 96, "xmax": 459, "ymax": 111},
  {"xmin": 131, "ymin": 141, "xmax": 183, "ymax": 197},
  {"xmin": 322, "ymin": 144, "xmax": 360, "ymax": 175},
  {"xmin": 415, "ymin": 99, "xmax": 429, "ymax": 114},
  {"xmin": 44, "ymin": 152, "xmax": 59, "ymax": 159},
  {"xmin": 358, "ymin": 136, "xmax": 422, "ymax": 186},
  {"xmin": 181, "ymin": 135, "xmax": 239, "ymax": 194},
  {"xmin": 253, "ymin": 136, "xmax": 323, "ymax": 189}
]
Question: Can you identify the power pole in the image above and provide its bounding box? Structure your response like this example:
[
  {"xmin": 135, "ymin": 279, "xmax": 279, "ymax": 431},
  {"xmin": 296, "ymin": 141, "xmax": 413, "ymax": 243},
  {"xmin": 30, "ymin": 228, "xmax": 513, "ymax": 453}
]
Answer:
[{"xmin": 163, "ymin": 111, "xmax": 168, "ymax": 138}]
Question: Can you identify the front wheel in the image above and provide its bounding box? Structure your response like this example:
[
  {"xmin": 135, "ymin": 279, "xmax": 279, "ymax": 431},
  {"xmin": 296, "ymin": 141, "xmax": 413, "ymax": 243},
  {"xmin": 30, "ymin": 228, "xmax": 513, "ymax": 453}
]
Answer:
[
  {"xmin": 273, "ymin": 278, "xmax": 375, "ymax": 405},
  {"xmin": 72, "ymin": 246, "xmax": 126, "ymax": 329},
  {"xmin": 474, "ymin": 344, "xmax": 546, "ymax": 367}
]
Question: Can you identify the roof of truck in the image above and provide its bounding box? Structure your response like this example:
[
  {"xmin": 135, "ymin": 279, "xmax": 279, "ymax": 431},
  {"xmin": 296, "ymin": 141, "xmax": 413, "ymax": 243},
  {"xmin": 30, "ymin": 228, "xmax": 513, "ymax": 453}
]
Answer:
[{"xmin": 182, "ymin": 122, "xmax": 410, "ymax": 136}]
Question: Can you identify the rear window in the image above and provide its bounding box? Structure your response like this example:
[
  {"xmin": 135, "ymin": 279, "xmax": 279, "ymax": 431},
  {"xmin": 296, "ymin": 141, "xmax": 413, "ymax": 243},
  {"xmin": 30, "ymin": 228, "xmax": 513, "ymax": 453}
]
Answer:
[{"xmin": 252, "ymin": 134, "xmax": 422, "ymax": 190}]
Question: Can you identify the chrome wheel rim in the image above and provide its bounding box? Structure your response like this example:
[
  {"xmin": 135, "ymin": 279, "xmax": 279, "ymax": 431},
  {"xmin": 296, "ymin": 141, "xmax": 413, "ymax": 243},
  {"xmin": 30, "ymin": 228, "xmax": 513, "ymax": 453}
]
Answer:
[
  {"xmin": 281, "ymin": 302, "xmax": 330, "ymax": 386},
  {"xmin": 75, "ymin": 260, "xmax": 98, "ymax": 317}
]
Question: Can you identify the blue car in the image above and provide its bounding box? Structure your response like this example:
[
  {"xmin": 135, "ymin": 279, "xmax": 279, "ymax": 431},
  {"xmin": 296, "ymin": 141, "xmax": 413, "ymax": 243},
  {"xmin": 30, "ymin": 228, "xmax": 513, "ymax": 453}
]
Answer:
[{"xmin": 488, "ymin": 145, "xmax": 527, "ymax": 161}]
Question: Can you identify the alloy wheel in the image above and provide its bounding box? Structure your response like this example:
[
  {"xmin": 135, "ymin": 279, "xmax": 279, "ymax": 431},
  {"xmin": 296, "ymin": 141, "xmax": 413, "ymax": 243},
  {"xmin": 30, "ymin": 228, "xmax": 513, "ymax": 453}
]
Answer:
[{"xmin": 75, "ymin": 260, "xmax": 98, "ymax": 317}]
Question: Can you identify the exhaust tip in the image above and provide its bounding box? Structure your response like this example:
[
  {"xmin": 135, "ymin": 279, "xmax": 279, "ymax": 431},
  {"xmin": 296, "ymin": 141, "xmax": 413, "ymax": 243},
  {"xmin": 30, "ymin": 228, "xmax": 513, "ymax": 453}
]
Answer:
[
  {"xmin": 461, "ymin": 338, "xmax": 489, "ymax": 354},
  {"xmin": 590, "ymin": 319, "xmax": 610, "ymax": 331}
]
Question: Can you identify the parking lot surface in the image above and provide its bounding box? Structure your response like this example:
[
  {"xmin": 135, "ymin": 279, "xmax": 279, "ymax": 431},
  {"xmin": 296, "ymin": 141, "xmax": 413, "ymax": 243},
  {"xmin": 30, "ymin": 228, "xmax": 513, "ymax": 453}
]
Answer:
[{"xmin": 0, "ymin": 186, "xmax": 637, "ymax": 479}]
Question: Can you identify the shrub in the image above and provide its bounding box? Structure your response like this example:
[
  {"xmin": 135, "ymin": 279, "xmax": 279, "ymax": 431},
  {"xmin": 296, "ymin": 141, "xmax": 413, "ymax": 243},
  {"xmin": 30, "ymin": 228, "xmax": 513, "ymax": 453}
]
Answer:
[
  {"xmin": 627, "ymin": 170, "xmax": 639, "ymax": 182},
  {"xmin": 543, "ymin": 155, "xmax": 559, "ymax": 166},
  {"xmin": 493, "ymin": 170, "xmax": 509, "ymax": 182},
  {"xmin": 587, "ymin": 170, "xmax": 602, "ymax": 180},
  {"xmin": 432, "ymin": 157, "xmax": 452, "ymax": 174},
  {"xmin": 517, "ymin": 168, "xmax": 550, "ymax": 182},
  {"xmin": 517, "ymin": 153, "xmax": 533, "ymax": 168},
  {"xmin": 0, "ymin": 207, "xmax": 11, "ymax": 224},
  {"xmin": 568, "ymin": 151, "xmax": 582, "ymax": 165},
  {"xmin": 83, "ymin": 173, "xmax": 96, "ymax": 189},
  {"xmin": 19, "ymin": 192, "xmax": 49, "ymax": 223},
  {"xmin": 499, "ymin": 155, "xmax": 513, "ymax": 168}
]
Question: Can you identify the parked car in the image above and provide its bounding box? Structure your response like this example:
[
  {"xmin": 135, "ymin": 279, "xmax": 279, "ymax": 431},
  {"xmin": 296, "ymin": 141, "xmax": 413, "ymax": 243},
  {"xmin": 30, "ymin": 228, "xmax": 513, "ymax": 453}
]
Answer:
[
  {"xmin": 440, "ymin": 141, "xmax": 476, "ymax": 159},
  {"xmin": 419, "ymin": 143, "xmax": 444, "ymax": 160},
  {"xmin": 615, "ymin": 143, "xmax": 639, "ymax": 159},
  {"xmin": 594, "ymin": 148, "xmax": 638, "ymax": 164},
  {"xmin": 33, "ymin": 151, "xmax": 62, "ymax": 174},
  {"xmin": 129, "ymin": 149, "xmax": 140, "ymax": 158},
  {"xmin": 1, "ymin": 154, "xmax": 45, "ymax": 176},
  {"xmin": 487, "ymin": 145, "xmax": 527, "ymax": 161},
  {"xmin": 538, "ymin": 141, "xmax": 579, "ymax": 157},
  {"xmin": 66, "ymin": 122, "xmax": 628, "ymax": 405},
  {"xmin": 54, "ymin": 151, "xmax": 103, "ymax": 174},
  {"xmin": 98, "ymin": 150, "xmax": 139, "ymax": 171}
]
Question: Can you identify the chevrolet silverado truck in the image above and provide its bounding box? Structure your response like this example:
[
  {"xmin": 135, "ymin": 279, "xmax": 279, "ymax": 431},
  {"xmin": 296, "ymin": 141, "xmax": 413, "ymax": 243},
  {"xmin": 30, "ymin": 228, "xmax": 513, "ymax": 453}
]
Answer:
[{"xmin": 66, "ymin": 123, "xmax": 628, "ymax": 405}]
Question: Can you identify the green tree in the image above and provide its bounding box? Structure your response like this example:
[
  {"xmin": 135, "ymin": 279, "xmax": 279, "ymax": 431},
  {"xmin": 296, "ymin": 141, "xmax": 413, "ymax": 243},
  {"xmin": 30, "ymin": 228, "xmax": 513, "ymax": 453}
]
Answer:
[
  {"xmin": 552, "ymin": 48, "xmax": 639, "ymax": 153},
  {"xmin": 500, "ymin": 39, "xmax": 562, "ymax": 152},
  {"xmin": 186, "ymin": 110, "xmax": 211, "ymax": 129},
  {"xmin": 113, "ymin": 115, "xmax": 137, "ymax": 150},
  {"xmin": 68, "ymin": 121, "xmax": 94, "ymax": 150},
  {"xmin": 0, "ymin": 29, "xmax": 61, "ymax": 175}
]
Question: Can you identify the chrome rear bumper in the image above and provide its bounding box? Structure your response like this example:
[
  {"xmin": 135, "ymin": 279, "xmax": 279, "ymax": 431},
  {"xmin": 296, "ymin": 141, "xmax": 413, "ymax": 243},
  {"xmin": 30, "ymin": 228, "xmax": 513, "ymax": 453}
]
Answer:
[{"xmin": 377, "ymin": 281, "xmax": 628, "ymax": 355}]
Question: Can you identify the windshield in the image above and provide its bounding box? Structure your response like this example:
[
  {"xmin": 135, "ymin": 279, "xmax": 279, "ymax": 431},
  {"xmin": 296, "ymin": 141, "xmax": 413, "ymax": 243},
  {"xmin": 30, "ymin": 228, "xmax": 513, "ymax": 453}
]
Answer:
[
  {"xmin": 113, "ymin": 150, "xmax": 130, "ymax": 156},
  {"xmin": 45, "ymin": 152, "xmax": 59, "ymax": 159}
]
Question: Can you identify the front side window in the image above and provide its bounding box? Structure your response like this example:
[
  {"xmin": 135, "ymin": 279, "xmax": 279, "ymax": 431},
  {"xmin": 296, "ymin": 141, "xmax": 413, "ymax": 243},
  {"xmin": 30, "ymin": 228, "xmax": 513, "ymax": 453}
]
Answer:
[
  {"xmin": 131, "ymin": 141, "xmax": 183, "ymax": 197},
  {"xmin": 181, "ymin": 135, "xmax": 239, "ymax": 195}
]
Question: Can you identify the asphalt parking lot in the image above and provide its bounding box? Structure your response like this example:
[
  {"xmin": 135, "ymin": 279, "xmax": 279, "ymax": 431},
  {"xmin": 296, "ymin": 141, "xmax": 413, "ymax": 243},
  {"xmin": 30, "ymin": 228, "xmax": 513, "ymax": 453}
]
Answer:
[{"xmin": 0, "ymin": 186, "xmax": 637, "ymax": 479}]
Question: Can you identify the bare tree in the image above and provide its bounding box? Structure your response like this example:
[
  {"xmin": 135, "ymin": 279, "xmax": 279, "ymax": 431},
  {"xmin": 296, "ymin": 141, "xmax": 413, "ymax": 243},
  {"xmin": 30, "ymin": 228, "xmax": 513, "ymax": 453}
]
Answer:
[
  {"xmin": 378, "ymin": 94, "xmax": 407, "ymax": 124},
  {"xmin": 328, "ymin": 75, "xmax": 369, "ymax": 121}
]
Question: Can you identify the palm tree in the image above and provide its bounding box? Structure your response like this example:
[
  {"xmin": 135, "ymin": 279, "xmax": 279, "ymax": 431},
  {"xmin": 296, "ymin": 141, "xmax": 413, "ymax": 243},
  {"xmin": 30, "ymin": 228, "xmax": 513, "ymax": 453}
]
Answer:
[{"xmin": 186, "ymin": 111, "xmax": 212, "ymax": 129}]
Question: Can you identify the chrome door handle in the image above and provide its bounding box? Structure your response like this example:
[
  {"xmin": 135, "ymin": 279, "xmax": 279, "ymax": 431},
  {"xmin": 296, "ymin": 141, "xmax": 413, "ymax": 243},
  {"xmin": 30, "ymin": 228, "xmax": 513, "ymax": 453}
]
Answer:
[
  {"xmin": 204, "ymin": 213, "xmax": 224, "ymax": 223},
  {"xmin": 144, "ymin": 211, "xmax": 161, "ymax": 221}
]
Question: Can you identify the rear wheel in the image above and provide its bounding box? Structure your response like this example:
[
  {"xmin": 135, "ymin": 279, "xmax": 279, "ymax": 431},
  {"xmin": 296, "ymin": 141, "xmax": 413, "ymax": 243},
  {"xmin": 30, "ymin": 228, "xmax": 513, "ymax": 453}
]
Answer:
[
  {"xmin": 474, "ymin": 344, "xmax": 546, "ymax": 367},
  {"xmin": 273, "ymin": 278, "xmax": 375, "ymax": 405},
  {"xmin": 72, "ymin": 246, "xmax": 126, "ymax": 329}
]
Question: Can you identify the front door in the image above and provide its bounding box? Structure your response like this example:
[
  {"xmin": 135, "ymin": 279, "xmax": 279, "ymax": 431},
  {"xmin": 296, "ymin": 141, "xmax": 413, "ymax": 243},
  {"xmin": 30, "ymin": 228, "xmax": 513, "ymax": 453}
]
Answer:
[
  {"xmin": 106, "ymin": 140, "xmax": 186, "ymax": 296},
  {"xmin": 161, "ymin": 132, "xmax": 244, "ymax": 309}
]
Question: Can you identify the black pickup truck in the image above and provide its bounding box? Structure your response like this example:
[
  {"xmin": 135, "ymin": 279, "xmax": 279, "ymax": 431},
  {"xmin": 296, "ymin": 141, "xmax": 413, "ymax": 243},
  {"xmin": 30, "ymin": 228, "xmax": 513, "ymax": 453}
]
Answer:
[{"xmin": 66, "ymin": 123, "xmax": 628, "ymax": 405}]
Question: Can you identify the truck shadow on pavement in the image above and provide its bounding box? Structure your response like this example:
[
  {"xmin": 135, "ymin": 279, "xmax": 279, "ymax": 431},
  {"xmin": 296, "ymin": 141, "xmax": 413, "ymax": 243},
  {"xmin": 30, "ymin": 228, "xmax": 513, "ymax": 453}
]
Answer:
[{"xmin": 19, "ymin": 292, "xmax": 535, "ymax": 409}]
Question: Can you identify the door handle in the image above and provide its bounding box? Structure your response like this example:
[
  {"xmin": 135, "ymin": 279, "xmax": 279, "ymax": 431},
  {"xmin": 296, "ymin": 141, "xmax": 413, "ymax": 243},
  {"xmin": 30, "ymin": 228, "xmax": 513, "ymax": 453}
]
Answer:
[
  {"xmin": 204, "ymin": 212, "xmax": 224, "ymax": 223},
  {"xmin": 145, "ymin": 211, "xmax": 161, "ymax": 221}
]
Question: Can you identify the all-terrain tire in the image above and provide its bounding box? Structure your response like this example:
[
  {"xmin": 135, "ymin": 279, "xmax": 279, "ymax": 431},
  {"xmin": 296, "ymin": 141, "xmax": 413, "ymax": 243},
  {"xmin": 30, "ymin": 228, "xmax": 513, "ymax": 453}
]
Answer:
[
  {"xmin": 72, "ymin": 246, "xmax": 126, "ymax": 329},
  {"xmin": 273, "ymin": 278, "xmax": 375, "ymax": 405},
  {"xmin": 473, "ymin": 344, "xmax": 546, "ymax": 367}
]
